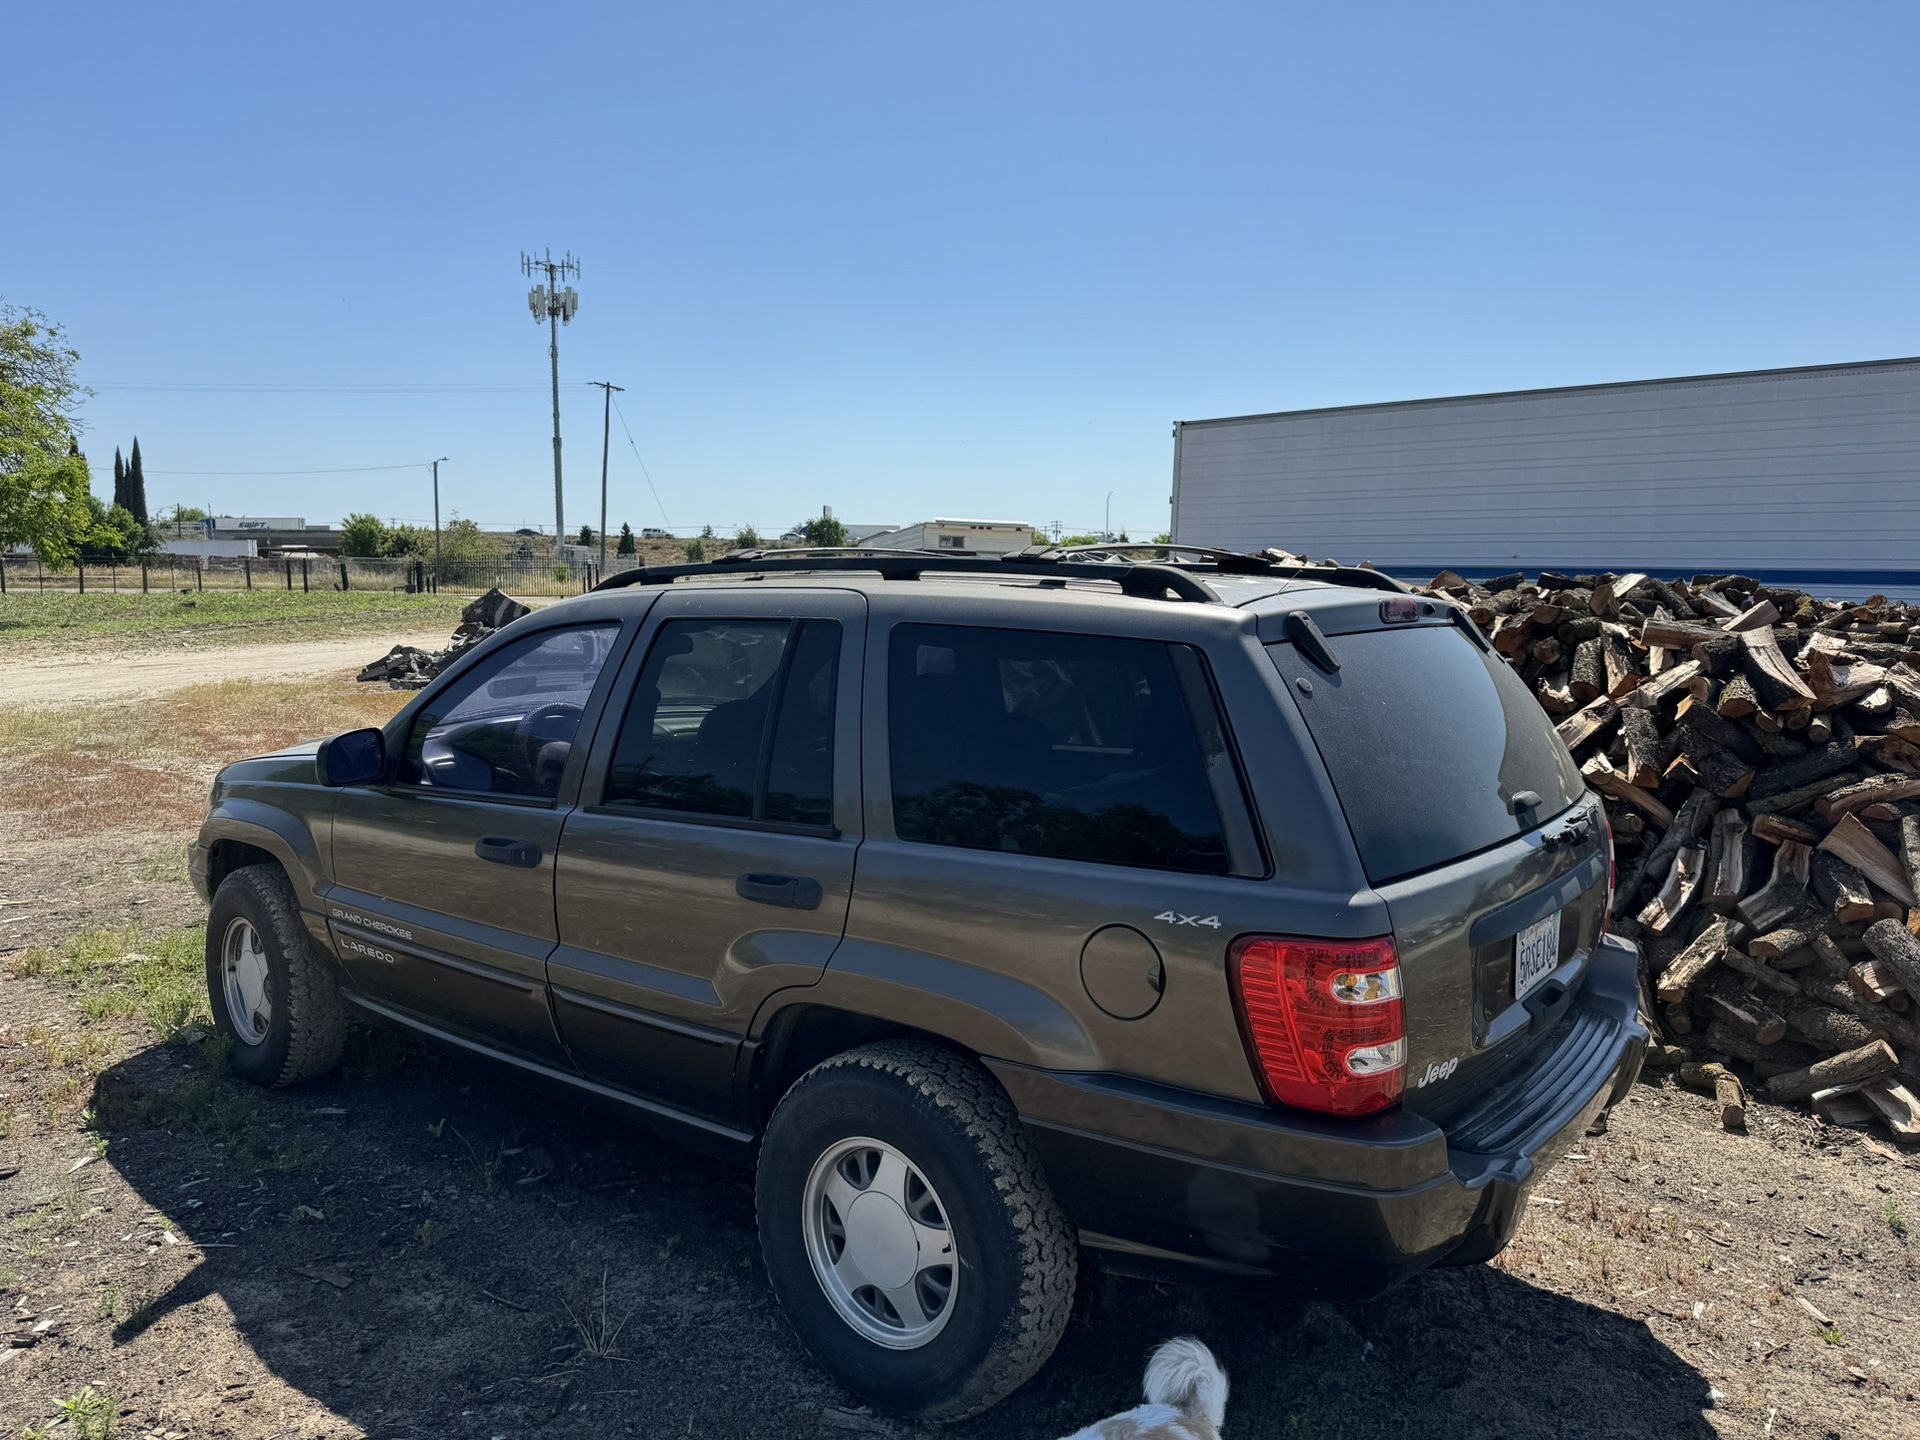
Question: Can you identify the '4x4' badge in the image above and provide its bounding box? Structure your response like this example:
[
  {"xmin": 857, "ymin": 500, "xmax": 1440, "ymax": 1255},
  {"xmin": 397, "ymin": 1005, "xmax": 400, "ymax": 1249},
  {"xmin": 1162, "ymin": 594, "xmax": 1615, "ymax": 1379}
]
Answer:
[{"xmin": 1153, "ymin": 912, "xmax": 1221, "ymax": 929}]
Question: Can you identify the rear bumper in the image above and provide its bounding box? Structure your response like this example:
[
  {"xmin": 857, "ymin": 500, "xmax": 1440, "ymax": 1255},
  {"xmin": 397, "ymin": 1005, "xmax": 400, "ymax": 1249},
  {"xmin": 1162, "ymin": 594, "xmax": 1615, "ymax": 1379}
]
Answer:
[{"xmin": 991, "ymin": 933, "xmax": 1646, "ymax": 1292}]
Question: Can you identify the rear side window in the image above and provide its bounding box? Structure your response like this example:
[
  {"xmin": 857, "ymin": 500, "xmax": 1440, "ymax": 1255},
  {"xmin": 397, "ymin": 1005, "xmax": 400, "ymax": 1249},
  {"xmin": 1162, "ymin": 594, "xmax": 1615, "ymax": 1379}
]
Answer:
[
  {"xmin": 603, "ymin": 618, "xmax": 839, "ymax": 826},
  {"xmin": 1268, "ymin": 625, "xmax": 1583, "ymax": 884},
  {"xmin": 888, "ymin": 624, "xmax": 1230, "ymax": 874}
]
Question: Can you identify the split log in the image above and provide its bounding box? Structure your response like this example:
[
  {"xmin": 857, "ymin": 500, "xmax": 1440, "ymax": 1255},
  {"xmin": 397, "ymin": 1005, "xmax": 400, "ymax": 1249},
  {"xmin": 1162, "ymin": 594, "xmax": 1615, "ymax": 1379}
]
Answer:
[
  {"xmin": 1748, "ymin": 907, "xmax": 1829, "ymax": 963},
  {"xmin": 1812, "ymin": 851, "xmax": 1877, "ymax": 925},
  {"xmin": 1808, "ymin": 932, "xmax": 1856, "ymax": 981},
  {"xmin": 1766, "ymin": 1039, "xmax": 1900, "ymax": 1103},
  {"xmin": 1719, "ymin": 946, "xmax": 1802, "ymax": 997},
  {"xmin": 1582, "ymin": 753, "xmax": 1674, "ymax": 827},
  {"xmin": 1740, "ymin": 628, "xmax": 1816, "ymax": 712},
  {"xmin": 1557, "ymin": 695, "xmax": 1619, "ymax": 752},
  {"xmin": 1862, "ymin": 919, "xmax": 1920, "ymax": 1000},
  {"xmin": 1697, "ymin": 985, "xmax": 1787, "ymax": 1045},
  {"xmin": 1664, "ymin": 718, "xmax": 1752, "ymax": 798},
  {"xmin": 1747, "ymin": 774, "xmax": 1865, "ymax": 818},
  {"xmin": 1814, "ymin": 774, "xmax": 1920, "ymax": 823},
  {"xmin": 1616, "ymin": 787, "xmax": 1716, "ymax": 906},
  {"xmin": 1751, "ymin": 813, "xmax": 1822, "ymax": 846},
  {"xmin": 1590, "ymin": 572, "xmax": 1646, "ymax": 617},
  {"xmin": 1900, "ymin": 814, "xmax": 1920, "ymax": 908},
  {"xmin": 1601, "ymin": 631, "xmax": 1642, "ymax": 696},
  {"xmin": 1678, "ymin": 1061, "xmax": 1748, "ymax": 1130},
  {"xmin": 1672, "ymin": 700, "xmax": 1766, "ymax": 766},
  {"xmin": 1716, "ymin": 672, "xmax": 1759, "ymax": 719},
  {"xmin": 1725, "ymin": 598, "xmax": 1781, "ymax": 633},
  {"xmin": 1861, "ymin": 1080, "xmax": 1920, "ymax": 1140},
  {"xmin": 1570, "ymin": 637, "xmax": 1605, "ymax": 704},
  {"xmin": 1622, "ymin": 660, "xmax": 1703, "ymax": 711},
  {"xmin": 1642, "ymin": 618, "xmax": 1726, "ymax": 651},
  {"xmin": 1619, "ymin": 707, "xmax": 1666, "ymax": 788},
  {"xmin": 1818, "ymin": 813, "xmax": 1919, "ymax": 907},
  {"xmin": 1812, "ymin": 1085, "xmax": 1879, "ymax": 1125},
  {"xmin": 1701, "ymin": 1021, "xmax": 1817, "ymax": 1076},
  {"xmin": 1655, "ymin": 918, "xmax": 1729, "ymax": 1002},
  {"xmin": 1746, "ymin": 741, "xmax": 1861, "ymax": 800},
  {"xmin": 1706, "ymin": 810, "xmax": 1750, "ymax": 913},
  {"xmin": 1849, "ymin": 958, "xmax": 1908, "ymax": 1006},
  {"xmin": 1736, "ymin": 840, "xmax": 1811, "ymax": 932},
  {"xmin": 1637, "ymin": 845, "xmax": 1705, "ymax": 935}
]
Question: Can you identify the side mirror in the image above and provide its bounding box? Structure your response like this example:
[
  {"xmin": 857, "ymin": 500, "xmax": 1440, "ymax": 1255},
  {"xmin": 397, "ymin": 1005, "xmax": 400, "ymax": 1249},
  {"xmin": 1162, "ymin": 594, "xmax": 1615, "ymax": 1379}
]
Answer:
[{"xmin": 317, "ymin": 727, "xmax": 388, "ymax": 787}]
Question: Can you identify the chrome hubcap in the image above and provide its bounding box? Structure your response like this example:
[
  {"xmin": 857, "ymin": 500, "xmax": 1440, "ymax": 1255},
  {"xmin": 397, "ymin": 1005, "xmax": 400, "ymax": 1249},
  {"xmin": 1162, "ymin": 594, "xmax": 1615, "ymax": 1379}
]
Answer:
[
  {"xmin": 801, "ymin": 1137, "xmax": 957, "ymax": 1348},
  {"xmin": 221, "ymin": 918, "xmax": 272, "ymax": 1045}
]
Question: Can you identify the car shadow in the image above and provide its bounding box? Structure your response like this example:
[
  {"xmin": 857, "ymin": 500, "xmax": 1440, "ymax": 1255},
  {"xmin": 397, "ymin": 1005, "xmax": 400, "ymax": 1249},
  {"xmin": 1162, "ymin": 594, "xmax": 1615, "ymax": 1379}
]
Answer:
[{"xmin": 89, "ymin": 1034, "xmax": 1716, "ymax": 1439}]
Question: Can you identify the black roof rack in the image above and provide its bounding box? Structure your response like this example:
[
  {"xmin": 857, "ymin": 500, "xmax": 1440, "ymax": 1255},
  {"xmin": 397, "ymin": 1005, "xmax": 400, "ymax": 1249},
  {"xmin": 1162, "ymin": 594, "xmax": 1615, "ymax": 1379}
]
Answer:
[{"xmin": 588, "ymin": 545, "xmax": 1408, "ymax": 603}]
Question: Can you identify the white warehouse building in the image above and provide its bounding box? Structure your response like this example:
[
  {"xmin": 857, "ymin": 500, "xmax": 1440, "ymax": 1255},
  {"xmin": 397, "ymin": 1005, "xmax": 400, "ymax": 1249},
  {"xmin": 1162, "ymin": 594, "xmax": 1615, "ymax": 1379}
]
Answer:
[{"xmin": 1170, "ymin": 357, "xmax": 1920, "ymax": 597}]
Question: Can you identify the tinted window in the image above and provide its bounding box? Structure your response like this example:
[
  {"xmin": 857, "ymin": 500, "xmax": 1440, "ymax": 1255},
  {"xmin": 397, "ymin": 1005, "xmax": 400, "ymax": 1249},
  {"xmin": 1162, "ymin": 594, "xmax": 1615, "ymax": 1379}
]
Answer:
[
  {"xmin": 888, "ymin": 625, "xmax": 1229, "ymax": 873},
  {"xmin": 1268, "ymin": 625, "xmax": 1584, "ymax": 884},
  {"xmin": 402, "ymin": 625, "xmax": 618, "ymax": 799},
  {"xmin": 604, "ymin": 618, "xmax": 839, "ymax": 825}
]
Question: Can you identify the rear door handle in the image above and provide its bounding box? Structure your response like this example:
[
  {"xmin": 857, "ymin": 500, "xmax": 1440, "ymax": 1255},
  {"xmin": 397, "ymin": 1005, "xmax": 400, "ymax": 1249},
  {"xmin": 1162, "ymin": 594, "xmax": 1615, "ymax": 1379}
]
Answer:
[
  {"xmin": 736, "ymin": 873, "xmax": 823, "ymax": 910},
  {"xmin": 475, "ymin": 836, "xmax": 542, "ymax": 868}
]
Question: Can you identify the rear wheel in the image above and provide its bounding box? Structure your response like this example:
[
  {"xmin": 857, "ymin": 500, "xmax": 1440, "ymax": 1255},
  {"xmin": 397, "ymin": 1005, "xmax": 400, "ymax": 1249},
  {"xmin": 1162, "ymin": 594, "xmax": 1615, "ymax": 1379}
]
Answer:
[
  {"xmin": 205, "ymin": 865, "xmax": 348, "ymax": 1087},
  {"xmin": 755, "ymin": 1042, "xmax": 1077, "ymax": 1420}
]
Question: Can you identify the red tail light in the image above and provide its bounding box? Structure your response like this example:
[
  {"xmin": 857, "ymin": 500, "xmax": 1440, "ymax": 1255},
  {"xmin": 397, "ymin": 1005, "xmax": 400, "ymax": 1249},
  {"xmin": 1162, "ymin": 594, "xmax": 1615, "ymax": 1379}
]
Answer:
[{"xmin": 1228, "ymin": 935, "xmax": 1406, "ymax": 1117}]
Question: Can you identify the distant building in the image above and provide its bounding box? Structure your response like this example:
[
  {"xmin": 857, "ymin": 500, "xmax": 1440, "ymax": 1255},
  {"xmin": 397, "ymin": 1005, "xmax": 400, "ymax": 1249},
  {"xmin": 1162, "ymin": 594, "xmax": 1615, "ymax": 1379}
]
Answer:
[
  {"xmin": 860, "ymin": 518, "xmax": 1037, "ymax": 556},
  {"xmin": 159, "ymin": 538, "xmax": 257, "ymax": 559},
  {"xmin": 200, "ymin": 516, "xmax": 344, "ymax": 554}
]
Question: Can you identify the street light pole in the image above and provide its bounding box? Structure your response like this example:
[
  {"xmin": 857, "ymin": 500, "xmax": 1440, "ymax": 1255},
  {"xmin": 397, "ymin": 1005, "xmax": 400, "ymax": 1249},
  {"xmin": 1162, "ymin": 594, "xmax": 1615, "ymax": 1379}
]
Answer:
[
  {"xmin": 1105, "ymin": 490, "xmax": 1114, "ymax": 542},
  {"xmin": 430, "ymin": 457, "xmax": 448, "ymax": 585}
]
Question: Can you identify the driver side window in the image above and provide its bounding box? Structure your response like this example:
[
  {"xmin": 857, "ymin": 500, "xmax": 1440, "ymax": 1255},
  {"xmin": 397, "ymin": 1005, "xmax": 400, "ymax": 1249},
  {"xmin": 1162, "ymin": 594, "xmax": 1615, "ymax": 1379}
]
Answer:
[{"xmin": 401, "ymin": 624, "xmax": 618, "ymax": 800}]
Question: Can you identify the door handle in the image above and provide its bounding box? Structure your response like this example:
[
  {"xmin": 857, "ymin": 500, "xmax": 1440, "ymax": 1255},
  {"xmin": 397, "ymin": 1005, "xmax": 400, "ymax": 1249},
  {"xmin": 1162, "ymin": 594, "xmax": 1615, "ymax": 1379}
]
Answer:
[
  {"xmin": 736, "ymin": 873, "xmax": 823, "ymax": 910},
  {"xmin": 475, "ymin": 836, "xmax": 542, "ymax": 868}
]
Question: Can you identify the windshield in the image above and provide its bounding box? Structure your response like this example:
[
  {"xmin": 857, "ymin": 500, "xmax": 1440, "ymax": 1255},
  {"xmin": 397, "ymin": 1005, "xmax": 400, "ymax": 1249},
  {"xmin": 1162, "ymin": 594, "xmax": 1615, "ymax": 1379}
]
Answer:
[{"xmin": 1267, "ymin": 624, "xmax": 1584, "ymax": 884}]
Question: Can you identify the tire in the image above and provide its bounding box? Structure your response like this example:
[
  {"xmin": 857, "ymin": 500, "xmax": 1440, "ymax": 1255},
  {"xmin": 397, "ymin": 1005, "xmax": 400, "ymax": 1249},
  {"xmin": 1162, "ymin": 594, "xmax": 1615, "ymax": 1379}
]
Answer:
[
  {"xmin": 205, "ymin": 865, "xmax": 348, "ymax": 1087},
  {"xmin": 755, "ymin": 1041, "xmax": 1077, "ymax": 1421}
]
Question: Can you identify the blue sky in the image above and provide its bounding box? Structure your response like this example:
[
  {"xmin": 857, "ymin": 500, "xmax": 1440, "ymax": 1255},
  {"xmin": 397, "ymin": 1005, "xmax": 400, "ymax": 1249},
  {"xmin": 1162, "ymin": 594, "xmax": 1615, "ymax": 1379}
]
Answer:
[{"xmin": 7, "ymin": 2, "xmax": 1917, "ymax": 539}]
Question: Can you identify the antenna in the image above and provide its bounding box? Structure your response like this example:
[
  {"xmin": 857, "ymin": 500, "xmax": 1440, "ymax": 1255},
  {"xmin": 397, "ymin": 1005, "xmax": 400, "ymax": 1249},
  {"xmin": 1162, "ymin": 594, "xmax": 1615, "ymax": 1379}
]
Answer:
[{"xmin": 519, "ymin": 248, "xmax": 583, "ymax": 550}]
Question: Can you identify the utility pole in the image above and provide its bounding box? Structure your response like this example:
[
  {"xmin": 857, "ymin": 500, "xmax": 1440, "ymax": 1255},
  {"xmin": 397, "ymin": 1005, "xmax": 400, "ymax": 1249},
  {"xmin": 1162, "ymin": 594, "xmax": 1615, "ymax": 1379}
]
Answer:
[
  {"xmin": 1105, "ymin": 491, "xmax": 1114, "ymax": 542},
  {"xmin": 521, "ymin": 249, "xmax": 581, "ymax": 560},
  {"xmin": 589, "ymin": 381, "xmax": 624, "ymax": 576},
  {"xmin": 430, "ymin": 457, "xmax": 448, "ymax": 583}
]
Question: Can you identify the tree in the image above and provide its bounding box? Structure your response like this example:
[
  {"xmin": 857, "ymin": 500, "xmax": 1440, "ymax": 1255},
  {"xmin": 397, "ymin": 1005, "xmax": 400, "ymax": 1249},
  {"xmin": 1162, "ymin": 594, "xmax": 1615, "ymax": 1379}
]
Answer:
[
  {"xmin": 0, "ymin": 302, "xmax": 96, "ymax": 565},
  {"xmin": 340, "ymin": 512, "xmax": 389, "ymax": 557},
  {"xmin": 112, "ymin": 447, "xmax": 126, "ymax": 511},
  {"xmin": 171, "ymin": 505, "xmax": 208, "ymax": 524},
  {"xmin": 683, "ymin": 537, "xmax": 707, "ymax": 562},
  {"xmin": 700, "ymin": 524, "xmax": 715, "ymax": 540},
  {"xmin": 734, "ymin": 524, "xmax": 761, "ymax": 549},
  {"xmin": 79, "ymin": 498, "xmax": 157, "ymax": 562},
  {"xmin": 576, "ymin": 524, "xmax": 595, "ymax": 546},
  {"xmin": 1152, "ymin": 532, "xmax": 1172, "ymax": 544},
  {"xmin": 1059, "ymin": 533, "xmax": 1101, "ymax": 547},
  {"xmin": 616, "ymin": 522, "xmax": 636, "ymax": 556},
  {"xmin": 125, "ymin": 437, "xmax": 149, "ymax": 524},
  {"xmin": 381, "ymin": 523, "xmax": 430, "ymax": 558},
  {"xmin": 797, "ymin": 515, "xmax": 847, "ymax": 547}
]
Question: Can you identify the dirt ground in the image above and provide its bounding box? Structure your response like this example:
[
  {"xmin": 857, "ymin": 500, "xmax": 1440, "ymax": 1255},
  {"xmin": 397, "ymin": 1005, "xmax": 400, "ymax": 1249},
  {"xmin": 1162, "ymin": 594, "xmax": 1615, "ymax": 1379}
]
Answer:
[
  {"xmin": 0, "ymin": 635, "xmax": 455, "ymax": 707},
  {"xmin": 1, "ymin": 645, "xmax": 1917, "ymax": 1439}
]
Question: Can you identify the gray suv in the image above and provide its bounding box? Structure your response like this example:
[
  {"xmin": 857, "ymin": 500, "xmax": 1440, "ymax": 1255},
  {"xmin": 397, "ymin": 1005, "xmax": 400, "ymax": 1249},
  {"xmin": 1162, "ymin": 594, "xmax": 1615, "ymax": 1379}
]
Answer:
[{"xmin": 190, "ymin": 547, "xmax": 1646, "ymax": 1419}]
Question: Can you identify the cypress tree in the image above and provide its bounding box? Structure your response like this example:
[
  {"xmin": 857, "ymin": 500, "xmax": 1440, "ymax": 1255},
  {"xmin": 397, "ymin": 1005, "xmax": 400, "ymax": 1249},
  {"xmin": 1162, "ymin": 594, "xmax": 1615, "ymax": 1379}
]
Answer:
[
  {"xmin": 126, "ymin": 437, "xmax": 149, "ymax": 524},
  {"xmin": 617, "ymin": 523, "xmax": 636, "ymax": 556},
  {"xmin": 113, "ymin": 447, "xmax": 126, "ymax": 511}
]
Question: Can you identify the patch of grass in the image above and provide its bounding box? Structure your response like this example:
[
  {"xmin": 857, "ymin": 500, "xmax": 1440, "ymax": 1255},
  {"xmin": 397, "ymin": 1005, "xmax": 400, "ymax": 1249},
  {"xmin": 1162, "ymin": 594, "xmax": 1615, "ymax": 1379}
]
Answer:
[
  {"xmin": 11, "ymin": 924, "xmax": 210, "ymax": 1043},
  {"xmin": 20, "ymin": 1385, "xmax": 119, "ymax": 1440},
  {"xmin": 416, "ymin": 1218, "xmax": 441, "ymax": 1248},
  {"xmin": 0, "ymin": 589, "xmax": 464, "ymax": 650},
  {"xmin": 563, "ymin": 1268, "xmax": 631, "ymax": 1361},
  {"xmin": 13, "ymin": 1178, "xmax": 88, "ymax": 1236},
  {"xmin": 1820, "ymin": 1325, "xmax": 1846, "ymax": 1345},
  {"xmin": 1887, "ymin": 1198, "xmax": 1910, "ymax": 1240},
  {"xmin": 138, "ymin": 843, "xmax": 190, "ymax": 885}
]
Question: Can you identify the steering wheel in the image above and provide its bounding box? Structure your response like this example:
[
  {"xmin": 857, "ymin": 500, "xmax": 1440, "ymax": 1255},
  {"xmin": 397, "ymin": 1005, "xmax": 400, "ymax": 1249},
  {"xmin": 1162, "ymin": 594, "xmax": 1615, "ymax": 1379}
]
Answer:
[{"xmin": 516, "ymin": 701, "xmax": 583, "ymax": 777}]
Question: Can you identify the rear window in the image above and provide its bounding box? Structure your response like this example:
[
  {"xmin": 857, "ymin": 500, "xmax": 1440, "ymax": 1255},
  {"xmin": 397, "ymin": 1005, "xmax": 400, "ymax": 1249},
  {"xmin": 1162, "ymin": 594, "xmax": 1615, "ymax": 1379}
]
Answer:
[{"xmin": 1267, "ymin": 624, "xmax": 1583, "ymax": 884}]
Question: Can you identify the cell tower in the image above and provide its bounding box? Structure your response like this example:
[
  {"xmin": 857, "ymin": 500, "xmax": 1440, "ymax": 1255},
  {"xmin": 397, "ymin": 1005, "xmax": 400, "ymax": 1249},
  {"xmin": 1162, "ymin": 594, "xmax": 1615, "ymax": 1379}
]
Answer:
[{"xmin": 521, "ymin": 249, "xmax": 581, "ymax": 549}]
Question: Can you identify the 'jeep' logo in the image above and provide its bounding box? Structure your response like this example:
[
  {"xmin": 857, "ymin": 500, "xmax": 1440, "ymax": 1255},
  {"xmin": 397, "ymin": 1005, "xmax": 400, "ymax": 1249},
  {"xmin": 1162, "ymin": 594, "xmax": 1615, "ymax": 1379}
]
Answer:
[{"xmin": 1415, "ymin": 1056, "xmax": 1460, "ymax": 1088}]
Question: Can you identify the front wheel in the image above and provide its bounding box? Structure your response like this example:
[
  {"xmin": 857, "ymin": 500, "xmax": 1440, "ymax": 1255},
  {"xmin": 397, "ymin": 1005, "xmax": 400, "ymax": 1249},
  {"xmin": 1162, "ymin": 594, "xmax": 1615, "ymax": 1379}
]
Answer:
[
  {"xmin": 205, "ymin": 865, "xmax": 348, "ymax": 1087},
  {"xmin": 755, "ymin": 1042, "xmax": 1077, "ymax": 1421}
]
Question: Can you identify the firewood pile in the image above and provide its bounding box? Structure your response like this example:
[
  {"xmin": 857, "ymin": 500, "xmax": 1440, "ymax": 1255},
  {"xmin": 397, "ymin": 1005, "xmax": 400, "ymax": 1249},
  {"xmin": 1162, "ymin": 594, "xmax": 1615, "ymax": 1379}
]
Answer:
[
  {"xmin": 356, "ymin": 587, "xmax": 531, "ymax": 689},
  {"xmin": 1420, "ymin": 567, "xmax": 1920, "ymax": 1144}
]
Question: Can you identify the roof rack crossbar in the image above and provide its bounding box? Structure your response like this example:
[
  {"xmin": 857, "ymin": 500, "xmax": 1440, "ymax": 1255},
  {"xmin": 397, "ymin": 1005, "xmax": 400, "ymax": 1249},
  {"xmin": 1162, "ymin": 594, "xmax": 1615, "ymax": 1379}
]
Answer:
[
  {"xmin": 1031, "ymin": 542, "xmax": 1409, "ymax": 594},
  {"xmin": 591, "ymin": 551, "xmax": 1223, "ymax": 603}
]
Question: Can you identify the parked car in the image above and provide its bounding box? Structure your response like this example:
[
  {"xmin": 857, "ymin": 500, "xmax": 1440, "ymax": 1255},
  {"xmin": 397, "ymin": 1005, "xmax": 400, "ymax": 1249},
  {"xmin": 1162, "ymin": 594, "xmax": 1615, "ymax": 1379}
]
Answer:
[
  {"xmin": 191, "ymin": 548, "xmax": 1645, "ymax": 1419},
  {"xmin": 641, "ymin": 527, "xmax": 672, "ymax": 540}
]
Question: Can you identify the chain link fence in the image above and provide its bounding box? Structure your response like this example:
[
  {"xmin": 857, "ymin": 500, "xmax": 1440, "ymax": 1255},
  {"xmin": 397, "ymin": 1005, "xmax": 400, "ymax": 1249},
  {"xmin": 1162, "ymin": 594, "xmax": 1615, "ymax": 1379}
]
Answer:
[{"xmin": 0, "ymin": 554, "xmax": 604, "ymax": 598}]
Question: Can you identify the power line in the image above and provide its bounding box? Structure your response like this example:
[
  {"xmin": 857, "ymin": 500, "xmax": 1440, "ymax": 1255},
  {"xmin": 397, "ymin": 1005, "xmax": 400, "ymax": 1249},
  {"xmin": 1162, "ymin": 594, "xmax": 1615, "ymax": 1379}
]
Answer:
[
  {"xmin": 149, "ymin": 462, "xmax": 438, "ymax": 476},
  {"xmin": 610, "ymin": 394, "xmax": 672, "ymax": 529},
  {"xmin": 93, "ymin": 381, "xmax": 595, "ymax": 394}
]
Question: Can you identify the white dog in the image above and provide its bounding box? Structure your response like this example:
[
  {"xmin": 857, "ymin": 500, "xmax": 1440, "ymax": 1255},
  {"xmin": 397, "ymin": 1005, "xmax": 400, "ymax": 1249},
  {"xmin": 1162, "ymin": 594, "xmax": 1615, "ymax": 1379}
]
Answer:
[{"xmin": 1057, "ymin": 1337, "xmax": 1228, "ymax": 1440}]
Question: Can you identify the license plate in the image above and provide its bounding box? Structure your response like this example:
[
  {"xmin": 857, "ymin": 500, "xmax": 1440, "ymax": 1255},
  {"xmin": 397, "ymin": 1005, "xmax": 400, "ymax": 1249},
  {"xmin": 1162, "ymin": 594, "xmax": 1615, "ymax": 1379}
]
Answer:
[{"xmin": 1514, "ymin": 912, "xmax": 1562, "ymax": 1001}]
